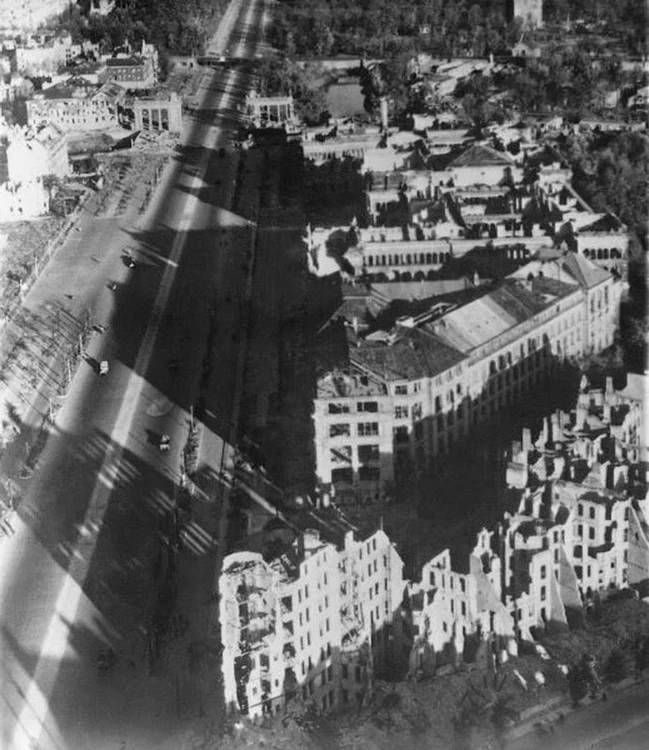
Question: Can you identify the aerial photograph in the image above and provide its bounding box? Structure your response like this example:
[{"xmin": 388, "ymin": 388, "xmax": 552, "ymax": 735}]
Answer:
[{"xmin": 0, "ymin": 0, "xmax": 646, "ymax": 749}]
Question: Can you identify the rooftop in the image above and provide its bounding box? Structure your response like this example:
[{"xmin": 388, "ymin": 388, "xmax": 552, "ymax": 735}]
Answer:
[
  {"xmin": 577, "ymin": 212, "xmax": 625, "ymax": 233},
  {"xmin": 106, "ymin": 55, "xmax": 146, "ymax": 67},
  {"xmin": 425, "ymin": 276, "xmax": 575, "ymax": 354},
  {"xmin": 352, "ymin": 326, "xmax": 465, "ymax": 381},
  {"xmin": 36, "ymin": 74, "xmax": 98, "ymax": 99},
  {"xmin": 447, "ymin": 143, "xmax": 514, "ymax": 169}
]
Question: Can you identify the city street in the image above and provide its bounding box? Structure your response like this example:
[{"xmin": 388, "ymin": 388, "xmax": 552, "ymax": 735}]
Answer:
[
  {"xmin": 506, "ymin": 679, "xmax": 649, "ymax": 750},
  {"xmin": 0, "ymin": 0, "xmax": 269, "ymax": 748}
]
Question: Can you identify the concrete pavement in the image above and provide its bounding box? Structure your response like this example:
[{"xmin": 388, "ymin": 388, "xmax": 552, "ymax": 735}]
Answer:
[
  {"xmin": 0, "ymin": 0, "xmax": 268, "ymax": 747},
  {"xmin": 506, "ymin": 676, "xmax": 649, "ymax": 750}
]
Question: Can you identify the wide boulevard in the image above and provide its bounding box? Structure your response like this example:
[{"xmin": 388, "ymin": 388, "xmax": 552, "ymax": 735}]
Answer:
[{"xmin": 0, "ymin": 0, "xmax": 268, "ymax": 748}]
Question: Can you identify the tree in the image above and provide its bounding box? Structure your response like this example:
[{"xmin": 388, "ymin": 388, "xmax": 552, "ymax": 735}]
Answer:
[
  {"xmin": 635, "ymin": 638, "xmax": 649, "ymax": 673},
  {"xmin": 605, "ymin": 648, "xmax": 634, "ymax": 684},
  {"xmin": 256, "ymin": 58, "xmax": 330, "ymax": 125}
]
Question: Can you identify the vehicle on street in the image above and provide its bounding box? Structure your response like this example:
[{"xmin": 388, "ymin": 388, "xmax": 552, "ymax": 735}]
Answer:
[
  {"xmin": 123, "ymin": 253, "xmax": 137, "ymax": 269},
  {"xmin": 99, "ymin": 360, "xmax": 109, "ymax": 376},
  {"xmin": 108, "ymin": 281, "xmax": 118, "ymax": 291},
  {"xmin": 160, "ymin": 434, "xmax": 171, "ymax": 452}
]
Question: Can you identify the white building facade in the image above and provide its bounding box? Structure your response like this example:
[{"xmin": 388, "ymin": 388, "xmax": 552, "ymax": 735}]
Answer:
[{"xmin": 220, "ymin": 528, "xmax": 405, "ymax": 718}]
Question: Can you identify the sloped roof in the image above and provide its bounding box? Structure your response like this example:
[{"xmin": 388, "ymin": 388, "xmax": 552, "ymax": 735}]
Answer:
[
  {"xmin": 106, "ymin": 56, "xmax": 145, "ymax": 67},
  {"xmin": 34, "ymin": 122, "xmax": 65, "ymax": 144},
  {"xmin": 40, "ymin": 75, "xmax": 98, "ymax": 99},
  {"xmin": 371, "ymin": 278, "xmax": 472, "ymax": 302},
  {"xmin": 447, "ymin": 143, "xmax": 513, "ymax": 169},
  {"xmin": 351, "ymin": 327, "xmax": 464, "ymax": 381},
  {"xmin": 98, "ymin": 80, "xmax": 126, "ymax": 96},
  {"xmin": 562, "ymin": 252, "xmax": 610, "ymax": 289},
  {"xmin": 577, "ymin": 212, "xmax": 625, "ymax": 233},
  {"xmin": 618, "ymin": 373, "xmax": 646, "ymax": 403},
  {"xmin": 426, "ymin": 276, "xmax": 574, "ymax": 354}
]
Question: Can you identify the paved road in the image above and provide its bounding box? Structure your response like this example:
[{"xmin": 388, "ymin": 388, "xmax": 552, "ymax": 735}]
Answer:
[
  {"xmin": 506, "ymin": 679, "xmax": 649, "ymax": 750},
  {"xmin": 0, "ymin": 0, "xmax": 268, "ymax": 748}
]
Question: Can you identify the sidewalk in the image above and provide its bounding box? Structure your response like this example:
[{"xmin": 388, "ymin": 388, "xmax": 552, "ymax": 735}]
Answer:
[
  {"xmin": 152, "ymin": 428, "xmax": 232, "ymax": 724},
  {"xmin": 504, "ymin": 671, "xmax": 649, "ymax": 746}
]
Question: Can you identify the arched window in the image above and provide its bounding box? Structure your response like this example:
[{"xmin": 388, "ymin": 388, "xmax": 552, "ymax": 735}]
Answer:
[
  {"xmin": 432, "ymin": 253, "xmax": 438, "ymax": 263},
  {"xmin": 426, "ymin": 253, "xmax": 432, "ymax": 263}
]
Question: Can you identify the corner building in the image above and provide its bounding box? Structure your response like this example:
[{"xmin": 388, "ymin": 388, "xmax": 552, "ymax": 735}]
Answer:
[
  {"xmin": 220, "ymin": 528, "xmax": 404, "ymax": 718},
  {"xmin": 313, "ymin": 251, "xmax": 623, "ymax": 503}
]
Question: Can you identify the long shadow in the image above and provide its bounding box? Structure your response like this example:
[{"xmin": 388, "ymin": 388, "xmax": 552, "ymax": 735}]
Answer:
[
  {"xmin": 114, "ymin": 220, "xmax": 254, "ymax": 442},
  {"xmin": 1, "ymin": 22, "xmax": 276, "ymax": 745},
  {"xmin": 3, "ymin": 423, "xmax": 223, "ymax": 745}
]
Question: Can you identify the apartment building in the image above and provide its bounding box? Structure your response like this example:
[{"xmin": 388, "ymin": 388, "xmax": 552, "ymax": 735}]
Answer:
[
  {"xmin": 99, "ymin": 55, "xmax": 156, "ymax": 91},
  {"xmin": 5, "ymin": 123, "xmax": 69, "ymax": 180},
  {"xmin": 220, "ymin": 527, "xmax": 404, "ymax": 718},
  {"xmin": 26, "ymin": 76, "xmax": 125, "ymax": 132},
  {"xmin": 313, "ymin": 252, "xmax": 623, "ymax": 502},
  {"xmin": 409, "ymin": 531, "xmax": 515, "ymax": 674},
  {"xmin": 362, "ymin": 143, "xmax": 629, "ymax": 280},
  {"xmin": 302, "ymin": 125, "xmax": 384, "ymax": 163},
  {"xmin": 405, "ymin": 381, "xmax": 647, "ymax": 670}
]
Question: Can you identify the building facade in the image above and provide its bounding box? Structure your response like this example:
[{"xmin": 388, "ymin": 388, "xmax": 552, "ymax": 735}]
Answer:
[
  {"xmin": 246, "ymin": 93, "xmax": 296, "ymax": 128},
  {"xmin": 26, "ymin": 77, "xmax": 125, "ymax": 132},
  {"xmin": 133, "ymin": 92, "xmax": 183, "ymax": 134},
  {"xmin": 313, "ymin": 253, "xmax": 623, "ymax": 502},
  {"xmin": 99, "ymin": 55, "xmax": 156, "ymax": 91},
  {"xmin": 408, "ymin": 379, "xmax": 647, "ymax": 671},
  {"xmin": 6, "ymin": 123, "xmax": 68, "ymax": 181},
  {"xmin": 220, "ymin": 528, "xmax": 404, "ymax": 718}
]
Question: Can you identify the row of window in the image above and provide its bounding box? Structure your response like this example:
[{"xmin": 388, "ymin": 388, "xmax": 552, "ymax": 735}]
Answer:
[
  {"xmin": 365, "ymin": 251, "xmax": 452, "ymax": 267},
  {"xmin": 582, "ymin": 248, "xmax": 624, "ymax": 261}
]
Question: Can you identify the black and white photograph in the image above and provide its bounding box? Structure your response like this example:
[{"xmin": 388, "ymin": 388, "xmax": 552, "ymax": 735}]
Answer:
[{"xmin": 0, "ymin": 0, "xmax": 646, "ymax": 748}]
